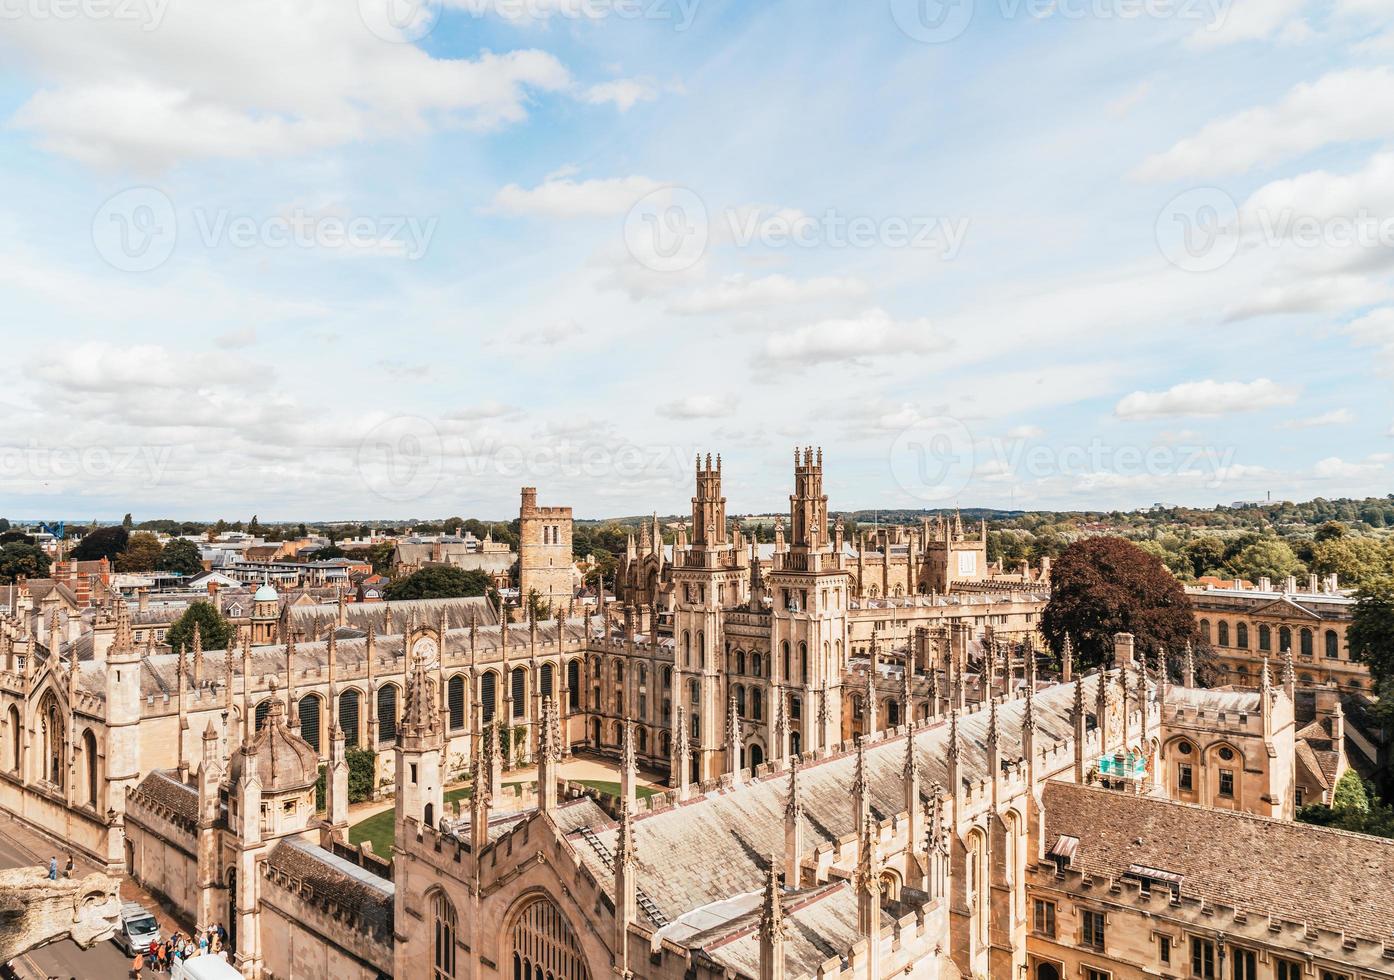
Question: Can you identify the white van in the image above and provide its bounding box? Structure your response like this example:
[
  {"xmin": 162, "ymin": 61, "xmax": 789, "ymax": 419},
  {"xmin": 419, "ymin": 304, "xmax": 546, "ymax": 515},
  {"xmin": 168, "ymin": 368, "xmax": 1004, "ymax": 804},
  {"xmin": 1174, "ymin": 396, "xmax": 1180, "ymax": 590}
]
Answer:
[{"xmin": 172, "ymin": 952, "xmax": 243, "ymax": 980}]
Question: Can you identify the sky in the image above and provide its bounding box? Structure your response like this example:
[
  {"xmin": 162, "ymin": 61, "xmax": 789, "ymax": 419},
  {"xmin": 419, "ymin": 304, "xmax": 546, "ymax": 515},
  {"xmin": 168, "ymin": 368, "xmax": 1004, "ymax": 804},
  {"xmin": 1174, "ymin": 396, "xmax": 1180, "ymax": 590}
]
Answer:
[{"xmin": 1, "ymin": 0, "xmax": 1393, "ymax": 522}]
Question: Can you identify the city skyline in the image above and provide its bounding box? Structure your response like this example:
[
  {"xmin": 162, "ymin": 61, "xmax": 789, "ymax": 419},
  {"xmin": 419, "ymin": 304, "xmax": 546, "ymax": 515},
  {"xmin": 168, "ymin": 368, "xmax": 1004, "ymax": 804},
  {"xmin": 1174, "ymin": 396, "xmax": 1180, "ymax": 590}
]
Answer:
[{"xmin": 3, "ymin": 0, "xmax": 1392, "ymax": 517}]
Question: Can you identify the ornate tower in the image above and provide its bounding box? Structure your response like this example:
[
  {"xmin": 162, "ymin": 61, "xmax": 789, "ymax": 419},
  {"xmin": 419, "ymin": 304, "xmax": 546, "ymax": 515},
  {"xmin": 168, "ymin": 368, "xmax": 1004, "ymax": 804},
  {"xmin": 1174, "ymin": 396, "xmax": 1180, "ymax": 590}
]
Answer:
[
  {"xmin": 671, "ymin": 454, "xmax": 747, "ymax": 782},
  {"xmin": 103, "ymin": 594, "xmax": 142, "ymax": 870},
  {"xmin": 518, "ymin": 487, "xmax": 574, "ymax": 616},
  {"xmin": 769, "ymin": 448, "xmax": 851, "ymax": 757},
  {"xmin": 394, "ymin": 654, "xmax": 444, "ymax": 831}
]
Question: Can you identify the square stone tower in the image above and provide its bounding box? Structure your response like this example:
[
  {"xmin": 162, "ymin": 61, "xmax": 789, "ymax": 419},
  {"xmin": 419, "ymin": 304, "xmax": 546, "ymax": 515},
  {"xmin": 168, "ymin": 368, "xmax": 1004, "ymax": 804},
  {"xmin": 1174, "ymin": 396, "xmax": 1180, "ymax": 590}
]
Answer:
[{"xmin": 518, "ymin": 487, "xmax": 574, "ymax": 614}]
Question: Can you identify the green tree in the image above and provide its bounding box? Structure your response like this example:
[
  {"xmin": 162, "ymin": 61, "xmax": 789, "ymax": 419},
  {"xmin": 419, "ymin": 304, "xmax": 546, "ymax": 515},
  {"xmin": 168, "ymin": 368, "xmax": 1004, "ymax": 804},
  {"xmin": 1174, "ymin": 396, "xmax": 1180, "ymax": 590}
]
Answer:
[
  {"xmin": 122, "ymin": 513, "xmax": 134, "ymax": 529},
  {"xmin": 309, "ymin": 545, "xmax": 346, "ymax": 561},
  {"xmin": 384, "ymin": 565, "xmax": 492, "ymax": 601},
  {"xmin": 1227, "ymin": 539, "xmax": 1303, "ymax": 583},
  {"xmin": 1041, "ymin": 537, "xmax": 1198, "ymax": 672},
  {"xmin": 70, "ymin": 525, "xmax": 128, "ymax": 562},
  {"xmin": 0, "ymin": 543, "xmax": 51, "ymax": 583},
  {"xmin": 1314, "ymin": 520, "xmax": 1347, "ymax": 542},
  {"xmin": 1182, "ymin": 536, "xmax": 1227, "ymax": 578},
  {"xmin": 0, "ymin": 518, "xmax": 10, "ymax": 532},
  {"xmin": 1333, "ymin": 769, "xmax": 1370, "ymax": 813},
  {"xmin": 1348, "ymin": 575, "xmax": 1394, "ymax": 688},
  {"xmin": 158, "ymin": 538, "xmax": 204, "ymax": 577},
  {"xmin": 116, "ymin": 531, "xmax": 162, "ymax": 572},
  {"xmin": 167, "ymin": 601, "xmax": 235, "ymax": 653},
  {"xmin": 1310, "ymin": 536, "xmax": 1392, "ymax": 589}
]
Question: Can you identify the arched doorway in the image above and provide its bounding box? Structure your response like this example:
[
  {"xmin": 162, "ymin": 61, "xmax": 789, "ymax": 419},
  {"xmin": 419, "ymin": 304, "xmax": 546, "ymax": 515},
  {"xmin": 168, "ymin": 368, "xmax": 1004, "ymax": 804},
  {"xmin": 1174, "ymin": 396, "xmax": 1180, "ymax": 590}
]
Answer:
[
  {"xmin": 509, "ymin": 894, "xmax": 592, "ymax": 980},
  {"xmin": 1036, "ymin": 964, "xmax": 1060, "ymax": 980}
]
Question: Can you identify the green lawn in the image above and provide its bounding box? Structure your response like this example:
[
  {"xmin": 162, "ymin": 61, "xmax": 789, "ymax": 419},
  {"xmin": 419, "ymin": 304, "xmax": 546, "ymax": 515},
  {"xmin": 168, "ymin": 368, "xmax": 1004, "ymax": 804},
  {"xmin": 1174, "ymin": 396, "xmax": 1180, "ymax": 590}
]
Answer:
[
  {"xmin": 347, "ymin": 779, "xmax": 660, "ymax": 854},
  {"xmin": 574, "ymin": 780, "xmax": 662, "ymax": 799}
]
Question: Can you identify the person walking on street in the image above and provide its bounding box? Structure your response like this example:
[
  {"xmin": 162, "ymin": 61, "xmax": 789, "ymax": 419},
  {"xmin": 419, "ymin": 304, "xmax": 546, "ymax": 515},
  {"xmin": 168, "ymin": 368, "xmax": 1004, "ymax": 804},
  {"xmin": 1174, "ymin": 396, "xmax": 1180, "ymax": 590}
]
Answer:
[
  {"xmin": 47, "ymin": 856, "xmax": 56, "ymax": 880},
  {"xmin": 63, "ymin": 853, "xmax": 74, "ymax": 878},
  {"xmin": 131, "ymin": 951, "xmax": 144, "ymax": 980}
]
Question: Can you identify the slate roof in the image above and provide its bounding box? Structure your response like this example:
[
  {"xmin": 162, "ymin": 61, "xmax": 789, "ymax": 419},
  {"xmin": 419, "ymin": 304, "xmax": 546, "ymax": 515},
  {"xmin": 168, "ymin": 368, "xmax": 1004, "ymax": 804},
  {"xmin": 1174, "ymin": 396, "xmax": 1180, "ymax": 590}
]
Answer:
[
  {"xmin": 1168, "ymin": 686, "xmax": 1260, "ymax": 715},
  {"xmin": 1041, "ymin": 780, "xmax": 1394, "ymax": 943},
  {"xmin": 133, "ymin": 770, "xmax": 199, "ymax": 823},
  {"xmin": 1294, "ymin": 716, "xmax": 1341, "ymax": 787},
  {"xmin": 573, "ymin": 675, "xmax": 1105, "ymax": 926},
  {"xmin": 686, "ymin": 882, "xmax": 861, "ymax": 977},
  {"xmin": 266, "ymin": 837, "xmax": 394, "ymax": 943}
]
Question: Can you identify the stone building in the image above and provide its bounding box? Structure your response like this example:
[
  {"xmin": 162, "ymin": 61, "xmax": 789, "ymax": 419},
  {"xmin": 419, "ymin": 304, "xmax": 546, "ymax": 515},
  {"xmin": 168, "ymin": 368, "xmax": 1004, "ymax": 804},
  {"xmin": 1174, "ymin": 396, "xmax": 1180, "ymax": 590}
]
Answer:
[
  {"xmin": 519, "ymin": 486, "xmax": 576, "ymax": 614},
  {"xmin": 1188, "ymin": 578, "xmax": 1364, "ymax": 692}
]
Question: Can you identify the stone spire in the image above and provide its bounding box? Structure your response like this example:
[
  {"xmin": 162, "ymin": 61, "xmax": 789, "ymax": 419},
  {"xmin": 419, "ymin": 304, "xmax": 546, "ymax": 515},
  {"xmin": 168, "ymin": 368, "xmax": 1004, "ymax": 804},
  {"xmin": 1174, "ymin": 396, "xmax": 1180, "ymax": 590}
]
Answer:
[
  {"xmin": 726, "ymin": 694, "xmax": 743, "ymax": 786},
  {"xmin": 537, "ymin": 696, "xmax": 559, "ymax": 813},
  {"xmin": 852, "ymin": 736, "xmax": 871, "ymax": 839},
  {"xmin": 758, "ymin": 856, "xmax": 787, "ymax": 980},
  {"xmin": 854, "ymin": 814, "xmax": 883, "ymax": 976},
  {"xmin": 773, "ymin": 687, "xmax": 789, "ymax": 767},
  {"xmin": 946, "ymin": 709, "xmax": 961, "ymax": 808},
  {"xmin": 903, "ymin": 722, "xmax": 923, "ymax": 854},
  {"xmin": 469, "ymin": 703, "xmax": 492, "ymax": 853},
  {"xmin": 1072, "ymin": 677, "xmax": 1087, "ymax": 782},
  {"xmin": 619, "ymin": 718, "xmax": 637, "ymax": 813},
  {"xmin": 986, "ymin": 695, "xmax": 1001, "ymax": 785},
  {"xmin": 1061, "ymin": 635, "xmax": 1073, "ymax": 683},
  {"xmin": 1183, "ymin": 641, "xmax": 1196, "ymax": 688},
  {"xmin": 192, "ymin": 621, "xmax": 204, "ymax": 688},
  {"xmin": 671, "ymin": 705, "xmax": 691, "ymax": 800},
  {"xmin": 900, "ymin": 661, "xmax": 913, "ymax": 729},
  {"xmin": 285, "ymin": 629, "xmax": 298, "ymax": 728},
  {"xmin": 112, "ymin": 591, "xmax": 135, "ymax": 655},
  {"xmin": 863, "ymin": 658, "xmax": 878, "ymax": 740},
  {"xmin": 613, "ymin": 797, "xmax": 637, "ymax": 978},
  {"xmin": 1283, "ymin": 645, "xmax": 1297, "ymax": 702},
  {"xmin": 784, "ymin": 756, "xmax": 804, "ymax": 886}
]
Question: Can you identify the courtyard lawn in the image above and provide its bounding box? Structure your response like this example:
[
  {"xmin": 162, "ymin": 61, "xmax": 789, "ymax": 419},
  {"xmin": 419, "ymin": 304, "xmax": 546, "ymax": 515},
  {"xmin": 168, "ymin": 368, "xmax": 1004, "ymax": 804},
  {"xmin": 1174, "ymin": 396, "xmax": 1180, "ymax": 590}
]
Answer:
[
  {"xmin": 349, "ymin": 783, "xmax": 516, "ymax": 854},
  {"xmin": 574, "ymin": 779, "xmax": 661, "ymax": 799}
]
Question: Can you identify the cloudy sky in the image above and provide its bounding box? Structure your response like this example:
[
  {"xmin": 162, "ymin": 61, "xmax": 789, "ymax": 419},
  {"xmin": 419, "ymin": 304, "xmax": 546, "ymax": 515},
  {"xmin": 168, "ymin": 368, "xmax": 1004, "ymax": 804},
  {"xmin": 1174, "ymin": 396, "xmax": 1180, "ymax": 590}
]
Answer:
[{"xmin": 2, "ymin": 0, "xmax": 1392, "ymax": 521}]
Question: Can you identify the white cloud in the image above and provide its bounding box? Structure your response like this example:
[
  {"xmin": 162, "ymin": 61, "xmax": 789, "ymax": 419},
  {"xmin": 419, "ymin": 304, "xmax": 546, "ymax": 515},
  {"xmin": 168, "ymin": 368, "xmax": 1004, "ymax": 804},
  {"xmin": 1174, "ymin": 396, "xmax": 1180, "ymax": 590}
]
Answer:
[
  {"xmin": 1007, "ymin": 424, "xmax": 1045, "ymax": 439},
  {"xmin": 656, "ymin": 395, "xmax": 735, "ymax": 420},
  {"xmin": 582, "ymin": 79, "xmax": 659, "ymax": 112},
  {"xmin": 491, "ymin": 174, "xmax": 661, "ymax": 218},
  {"xmin": 760, "ymin": 308, "xmax": 949, "ymax": 368},
  {"xmin": 33, "ymin": 342, "xmax": 263, "ymax": 393},
  {"xmin": 444, "ymin": 401, "xmax": 520, "ymax": 421},
  {"xmin": 215, "ymin": 327, "xmax": 257, "ymax": 349},
  {"xmin": 1280, "ymin": 408, "xmax": 1355, "ymax": 429},
  {"xmin": 1134, "ymin": 67, "xmax": 1394, "ymax": 180},
  {"xmin": 666, "ymin": 274, "xmax": 867, "ymax": 315},
  {"xmin": 1343, "ymin": 307, "xmax": 1394, "ymax": 367},
  {"xmin": 1187, "ymin": 0, "xmax": 1310, "ymax": 48},
  {"xmin": 1114, "ymin": 379, "xmax": 1299, "ymax": 419},
  {"xmin": 4, "ymin": 0, "xmax": 572, "ymax": 169},
  {"xmin": 1313, "ymin": 456, "xmax": 1385, "ymax": 478}
]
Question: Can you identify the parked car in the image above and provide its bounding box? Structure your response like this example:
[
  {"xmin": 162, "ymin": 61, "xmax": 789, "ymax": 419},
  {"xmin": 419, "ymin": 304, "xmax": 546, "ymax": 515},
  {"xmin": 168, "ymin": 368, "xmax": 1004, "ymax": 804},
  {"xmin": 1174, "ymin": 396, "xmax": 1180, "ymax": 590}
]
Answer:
[
  {"xmin": 114, "ymin": 902, "xmax": 161, "ymax": 957},
  {"xmin": 173, "ymin": 952, "xmax": 242, "ymax": 980}
]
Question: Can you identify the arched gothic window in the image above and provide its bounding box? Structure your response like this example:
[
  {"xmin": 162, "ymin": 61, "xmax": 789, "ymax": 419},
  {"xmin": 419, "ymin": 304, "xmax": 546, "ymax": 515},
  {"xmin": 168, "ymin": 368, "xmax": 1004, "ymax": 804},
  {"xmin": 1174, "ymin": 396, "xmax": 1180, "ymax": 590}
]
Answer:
[
  {"xmin": 432, "ymin": 890, "xmax": 457, "ymax": 979},
  {"xmin": 510, "ymin": 895, "xmax": 591, "ymax": 980}
]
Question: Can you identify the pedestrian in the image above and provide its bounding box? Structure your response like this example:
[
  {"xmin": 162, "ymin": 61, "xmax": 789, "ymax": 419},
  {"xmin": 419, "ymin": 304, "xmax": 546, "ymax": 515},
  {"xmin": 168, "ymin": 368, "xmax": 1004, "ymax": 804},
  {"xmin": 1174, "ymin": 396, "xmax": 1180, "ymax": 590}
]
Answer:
[
  {"xmin": 158, "ymin": 941, "xmax": 169, "ymax": 973},
  {"xmin": 63, "ymin": 853, "xmax": 73, "ymax": 878},
  {"xmin": 47, "ymin": 856, "xmax": 56, "ymax": 880},
  {"xmin": 131, "ymin": 951, "xmax": 144, "ymax": 980},
  {"xmin": 198, "ymin": 931, "xmax": 208, "ymax": 955}
]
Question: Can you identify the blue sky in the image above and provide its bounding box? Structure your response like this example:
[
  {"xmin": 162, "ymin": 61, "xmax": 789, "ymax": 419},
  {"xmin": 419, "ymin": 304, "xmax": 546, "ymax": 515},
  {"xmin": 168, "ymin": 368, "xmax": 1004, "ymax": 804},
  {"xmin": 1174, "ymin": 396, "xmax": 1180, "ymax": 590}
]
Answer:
[{"xmin": 1, "ymin": 0, "xmax": 1392, "ymax": 521}]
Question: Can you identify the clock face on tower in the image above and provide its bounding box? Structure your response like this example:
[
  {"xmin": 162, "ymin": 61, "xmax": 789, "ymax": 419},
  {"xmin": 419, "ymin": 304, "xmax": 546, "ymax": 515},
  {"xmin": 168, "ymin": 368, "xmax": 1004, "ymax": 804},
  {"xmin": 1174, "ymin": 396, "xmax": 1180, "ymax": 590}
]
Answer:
[{"xmin": 412, "ymin": 637, "xmax": 438, "ymax": 662}]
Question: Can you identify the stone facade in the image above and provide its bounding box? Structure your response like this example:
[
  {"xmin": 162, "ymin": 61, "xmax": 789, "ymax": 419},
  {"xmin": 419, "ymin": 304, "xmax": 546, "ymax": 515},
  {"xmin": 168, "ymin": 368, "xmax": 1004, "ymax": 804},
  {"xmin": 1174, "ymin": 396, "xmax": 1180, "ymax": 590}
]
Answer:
[{"xmin": 519, "ymin": 486, "xmax": 576, "ymax": 615}]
